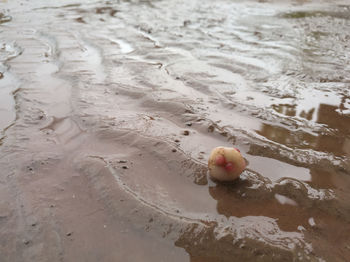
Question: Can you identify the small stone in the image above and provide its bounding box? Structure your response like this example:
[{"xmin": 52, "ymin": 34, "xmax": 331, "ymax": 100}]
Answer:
[
  {"xmin": 172, "ymin": 149, "xmax": 177, "ymax": 153},
  {"xmin": 174, "ymin": 139, "xmax": 180, "ymax": 143},
  {"xmin": 122, "ymin": 166, "xmax": 128, "ymax": 169},
  {"xmin": 118, "ymin": 160, "xmax": 127, "ymax": 163},
  {"xmin": 186, "ymin": 123, "xmax": 192, "ymax": 126},
  {"xmin": 31, "ymin": 223, "xmax": 36, "ymax": 227},
  {"xmin": 23, "ymin": 239, "xmax": 30, "ymax": 245},
  {"xmin": 183, "ymin": 130, "xmax": 190, "ymax": 136},
  {"xmin": 66, "ymin": 232, "xmax": 73, "ymax": 236}
]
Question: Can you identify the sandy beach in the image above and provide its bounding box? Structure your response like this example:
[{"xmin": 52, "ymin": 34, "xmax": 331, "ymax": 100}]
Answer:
[{"xmin": 0, "ymin": 0, "xmax": 350, "ymax": 261}]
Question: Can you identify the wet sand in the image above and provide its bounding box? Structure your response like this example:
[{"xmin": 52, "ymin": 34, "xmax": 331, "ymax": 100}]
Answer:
[{"xmin": 0, "ymin": 0, "xmax": 350, "ymax": 261}]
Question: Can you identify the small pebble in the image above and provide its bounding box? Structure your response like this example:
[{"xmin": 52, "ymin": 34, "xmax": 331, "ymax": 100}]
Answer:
[
  {"xmin": 186, "ymin": 122, "xmax": 192, "ymax": 126},
  {"xmin": 208, "ymin": 125, "xmax": 215, "ymax": 132},
  {"xmin": 118, "ymin": 160, "xmax": 127, "ymax": 163},
  {"xmin": 122, "ymin": 166, "xmax": 128, "ymax": 169},
  {"xmin": 183, "ymin": 130, "xmax": 190, "ymax": 136},
  {"xmin": 66, "ymin": 232, "xmax": 73, "ymax": 236},
  {"xmin": 174, "ymin": 139, "xmax": 180, "ymax": 143},
  {"xmin": 23, "ymin": 239, "xmax": 30, "ymax": 245},
  {"xmin": 172, "ymin": 149, "xmax": 177, "ymax": 153}
]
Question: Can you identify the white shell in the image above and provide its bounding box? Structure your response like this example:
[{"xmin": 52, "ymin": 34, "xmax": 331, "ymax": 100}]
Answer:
[{"xmin": 208, "ymin": 146, "xmax": 246, "ymax": 182}]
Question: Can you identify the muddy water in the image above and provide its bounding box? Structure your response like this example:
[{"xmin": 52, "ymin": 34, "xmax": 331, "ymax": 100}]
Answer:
[{"xmin": 1, "ymin": 0, "xmax": 350, "ymax": 261}]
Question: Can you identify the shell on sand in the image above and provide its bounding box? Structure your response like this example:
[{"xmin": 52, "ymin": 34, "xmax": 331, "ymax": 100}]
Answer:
[{"xmin": 208, "ymin": 146, "xmax": 246, "ymax": 182}]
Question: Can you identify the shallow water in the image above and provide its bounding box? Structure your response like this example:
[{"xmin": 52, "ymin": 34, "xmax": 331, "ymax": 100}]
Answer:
[{"xmin": 0, "ymin": 0, "xmax": 350, "ymax": 261}]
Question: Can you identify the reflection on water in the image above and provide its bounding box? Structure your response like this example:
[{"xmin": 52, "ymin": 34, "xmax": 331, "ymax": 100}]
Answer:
[
  {"xmin": 258, "ymin": 123, "xmax": 317, "ymax": 149},
  {"xmin": 208, "ymin": 183, "xmax": 307, "ymax": 232},
  {"xmin": 260, "ymin": 97, "xmax": 350, "ymax": 157}
]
